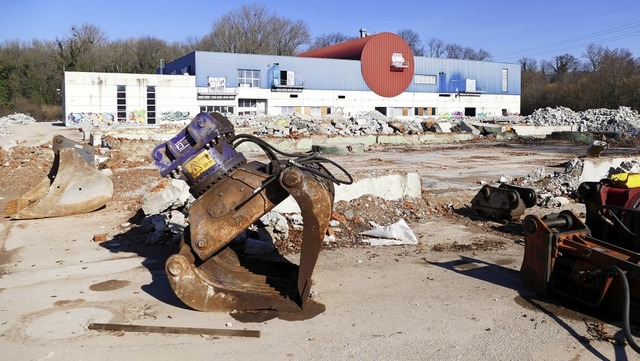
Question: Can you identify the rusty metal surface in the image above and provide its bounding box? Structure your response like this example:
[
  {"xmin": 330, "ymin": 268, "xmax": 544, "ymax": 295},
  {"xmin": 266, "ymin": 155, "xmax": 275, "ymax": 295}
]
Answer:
[
  {"xmin": 521, "ymin": 210, "xmax": 640, "ymax": 320},
  {"xmin": 4, "ymin": 135, "xmax": 113, "ymax": 219},
  {"xmin": 165, "ymin": 162, "xmax": 335, "ymax": 312},
  {"xmin": 470, "ymin": 184, "xmax": 528, "ymax": 221},
  {"xmin": 88, "ymin": 322, "xmax": 260, "ymax": 337},
  {"xmin": 499, "ymin": 183, "xmax": 536, "ymax": 208},
  {"xmin": 188, "ymin": 161, "xmax": 289, "ymax": 261},
  {"xmin": 279, "ymin": 166, "xmax": 334, "ymax": 307}
]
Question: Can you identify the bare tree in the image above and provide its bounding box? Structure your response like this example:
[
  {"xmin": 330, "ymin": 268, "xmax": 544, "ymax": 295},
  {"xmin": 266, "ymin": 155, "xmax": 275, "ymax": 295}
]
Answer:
[
  {"xmin": 425, "ymin": 38, "xmax": 445, "ymax": 58},
  {"xmin": 549, "ymin": 53, "xmax": 581, "ymax": 82},
  {"xmin": 445, "ymin": 43, "xmax": 464, "ymax": 59},
  {"xmin": 306, "ymin": 32, "xmax": 356, "ymax": 51},
  {"xmin": 270, "ymin": 17, "xmax": 310, "ymax": 55},
  {"xmin": 397, "ymin": 29, "xmax": 424, "ymax": 56},
  {"xmin": 473, "ymin": 48, "xmax": 492, "ymax": 61},
  {"xmin": 56, "ymin": 23, "xmax": 107, "ymax": 71},
  {"xmin": 583, "ymin": 43, "xmax": 605, "ymax": 72},
  {"xmin": 203, "ymin": 3, "xmax": 310, "ymax": 55},
  {"xmin": 519, "ymin": 57, "xmax": 538, "ymax": 72}
]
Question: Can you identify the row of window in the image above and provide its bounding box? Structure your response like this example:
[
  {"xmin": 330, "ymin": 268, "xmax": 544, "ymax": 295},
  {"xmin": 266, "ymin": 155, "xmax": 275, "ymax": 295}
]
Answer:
[{"xmin": 237, "ymin": 68, "xmax": 508, "ymax": 91}]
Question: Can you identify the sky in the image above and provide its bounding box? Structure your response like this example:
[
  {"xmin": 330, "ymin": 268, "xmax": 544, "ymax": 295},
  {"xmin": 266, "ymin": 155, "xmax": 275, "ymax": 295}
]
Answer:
[{"xmin": 1, "ymin": 0, "xmax": 640, "ymax": 64}]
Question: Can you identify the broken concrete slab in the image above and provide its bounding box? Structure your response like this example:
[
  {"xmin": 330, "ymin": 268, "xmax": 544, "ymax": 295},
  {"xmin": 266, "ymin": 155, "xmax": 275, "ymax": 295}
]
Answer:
[
  {"xmin": 459, "ymin": 120, "xmax": 481, "ymax": 136},
  {"xmin": 141, "ymin": 179, "xmax": 193, "ymax": 215},
  {"xmin": 274, "ymin": 172, "xmax": 421, "ymax": 213},
  {"xmin": 579, "ymin": 157, "xmax": 640, "ymax": 182},
  {"xmin": 511, "ymin": 125, "xmax": 573, "ymax": 137},
  {"xmin": 434, "ymin": 122, "xmax": 452, "ymax": 133}
]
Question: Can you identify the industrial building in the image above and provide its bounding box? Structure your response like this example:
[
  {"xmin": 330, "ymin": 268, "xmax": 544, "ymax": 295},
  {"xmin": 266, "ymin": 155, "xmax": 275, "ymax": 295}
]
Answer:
[{"xmin": 62, "ymin": 32, "xmax": 520, "ymax": 126}]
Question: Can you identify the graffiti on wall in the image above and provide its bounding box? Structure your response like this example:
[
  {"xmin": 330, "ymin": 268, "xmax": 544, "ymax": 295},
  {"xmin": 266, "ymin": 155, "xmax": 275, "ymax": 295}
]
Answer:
[
  {"xmin": 67, "ymin": 112, "xmax": 116, "ymax": 126},
  {"xmin": 160, "ymin": 111, "xmax": 191, "ymax": 122},
  {"xmin": 129, "ymin": 109, "xmax": 146, "ymax": 123}
]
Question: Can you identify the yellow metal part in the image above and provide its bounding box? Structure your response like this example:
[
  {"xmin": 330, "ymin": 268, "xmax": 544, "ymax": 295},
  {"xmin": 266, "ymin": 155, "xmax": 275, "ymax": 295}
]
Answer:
[{"xmin": 610, "ymin": 172, "xmax": 640, "ymax": 188}]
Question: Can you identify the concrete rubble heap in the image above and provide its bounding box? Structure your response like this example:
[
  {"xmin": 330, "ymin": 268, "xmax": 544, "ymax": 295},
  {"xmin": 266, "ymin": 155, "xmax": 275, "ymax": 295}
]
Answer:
[
  {"xmin": 0, "ymin": 113, "xmax": 37, "ymax": 135},
  {"xmin": 524, "ymin": 106, "xmax": 640, "ymax": 136},
  {"xmin": 227, "ymin": 106, "xmax": 640, "ymax": 138}
]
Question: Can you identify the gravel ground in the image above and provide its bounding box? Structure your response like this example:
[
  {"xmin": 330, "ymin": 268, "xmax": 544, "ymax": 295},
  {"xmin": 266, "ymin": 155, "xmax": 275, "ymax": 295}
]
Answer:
[{"xmin": 1, "ymin": 121, "xmax": 640, "ymax": 360}]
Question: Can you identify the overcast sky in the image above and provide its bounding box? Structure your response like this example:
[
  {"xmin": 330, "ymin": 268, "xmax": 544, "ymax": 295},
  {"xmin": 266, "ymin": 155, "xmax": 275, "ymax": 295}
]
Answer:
[{"xmin": 2, "ymin": 0, "xmax": 639, "ymax": 64}]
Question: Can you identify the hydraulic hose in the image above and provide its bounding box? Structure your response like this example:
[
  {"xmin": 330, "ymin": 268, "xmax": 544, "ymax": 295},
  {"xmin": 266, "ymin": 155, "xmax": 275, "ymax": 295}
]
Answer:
[
  {"xmin": 229, "ymin": 133, "xmax": 354, "ymax": 186},
  {"xmin": 609, "ymin": 265, "xmax": 640, "ymax": 354}
]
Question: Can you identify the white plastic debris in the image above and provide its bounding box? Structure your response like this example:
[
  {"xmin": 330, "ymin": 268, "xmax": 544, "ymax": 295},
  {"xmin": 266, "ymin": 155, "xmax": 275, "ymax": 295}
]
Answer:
[{"xmin": 359, "ymin": 219, "xmax": 418, "ymax": 246}]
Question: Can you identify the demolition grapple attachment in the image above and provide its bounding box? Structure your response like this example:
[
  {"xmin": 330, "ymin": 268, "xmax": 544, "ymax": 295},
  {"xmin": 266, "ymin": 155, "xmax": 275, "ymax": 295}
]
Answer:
[
  {"xmin": 152, "ymin": 112, "xmax": 352, "ymax": 312},
  {"xmin": 4, "ymin": 135, "xmax": 113, "ymax": 219}
]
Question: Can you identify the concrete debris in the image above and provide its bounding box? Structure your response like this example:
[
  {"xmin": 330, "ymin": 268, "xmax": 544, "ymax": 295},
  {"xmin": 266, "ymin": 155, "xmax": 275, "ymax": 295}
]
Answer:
[
  {"xmin": 0, "ymin": 113, "xmax": 37, "ymax": 135},
  {"xmin": 459, "ymin": 120, "xmax": 482, "ymax": 136},
  {"xmin": 513, "ymin": 159, "xmax": 584, "ymax": 208},
  {"xmin": 140, "ymin": 179, "xmax": 194, "ymax": 216},
  {"xmin": 524, "ymin": 106, "xmax": 640, "ymax": 136},
  {"xmin": 258, "ymin": 211, "xmax": 290, "ymax": 243},
  {"xmin": 0, "ymin": 113, "xmax": 37, "ymax": 126},
  {"xmin": 587, "ymin": 140, "xmax": 609, "ymax": 157}
]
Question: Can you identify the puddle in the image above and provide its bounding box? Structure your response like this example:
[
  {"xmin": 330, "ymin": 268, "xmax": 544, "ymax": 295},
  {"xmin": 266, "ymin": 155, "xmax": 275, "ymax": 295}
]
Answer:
[
  {"xmin": 494, "ymin": 258, "xmax": 516, "ymax": 266},
  {"xmin": 231, "ymin": 300, "xmax": 326, "ymax": 323},
  {"xmin": 89, "ymin": 279, "xmax": 130, "ymax": 292}
]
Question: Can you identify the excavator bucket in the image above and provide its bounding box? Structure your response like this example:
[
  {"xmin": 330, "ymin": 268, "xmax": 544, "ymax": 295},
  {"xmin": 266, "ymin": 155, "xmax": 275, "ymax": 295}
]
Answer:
[
  {"xmin": 152, "ymin": 112, "xmax": 352, "ymax": 312},
  {"xmin": 4, "ymin": 135, "xmax": 113, "ymax": 220}
]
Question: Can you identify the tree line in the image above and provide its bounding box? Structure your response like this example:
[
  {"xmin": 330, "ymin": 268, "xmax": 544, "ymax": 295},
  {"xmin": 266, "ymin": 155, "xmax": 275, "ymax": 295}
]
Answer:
[{"xmin": 0, "ymin": 3, "xmax": 638, "ymax": 120}]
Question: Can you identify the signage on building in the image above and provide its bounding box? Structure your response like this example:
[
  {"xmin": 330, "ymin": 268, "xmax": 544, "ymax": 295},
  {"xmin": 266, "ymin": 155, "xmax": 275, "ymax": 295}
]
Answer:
[
  {"xmin": 391, "ymin": 53, "xmax": 409, "ymax": 70},
  {"xmin": 207, "ymin": 77, "xmax": 226, "ymax": 91}
]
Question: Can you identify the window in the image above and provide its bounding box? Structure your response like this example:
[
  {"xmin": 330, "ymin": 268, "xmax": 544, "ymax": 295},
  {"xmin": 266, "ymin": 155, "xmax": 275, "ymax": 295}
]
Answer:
[
  {"xmin": 238, "ymin": 98, "xmax": 259, "ymax": 115},
  {"xmin": 200, "ymin": 105, "xmax": 234, "ymax": 114},
  {"xmin": 238, "ymin": 99, "xmax": 257, "ymax": 108},
  {"xmin": 147, "ymin": 86, "xmax": 156, "ymax": 124},
  {"xmin": 238, "ymin": 69, "xmax": 260, "ymax": 88},
  {"xmin": 280, "ymin": 106, "xmax": 295, "ymax": 115},
  {"xmin": 117, "ymin": 85, "xmax": 126, "ymax": 122},
  {"xmin": 415, "ymin": 107, "xmax": 436, "ymax": 116},
  {"xmin": 310, "ymin": 107, "xmax": 321, "ymax": 116},
  {"xmin": 501, "ymin": 69, "xmax": 508, "ymax": 92},
  {"xmin": 415, "ymin": 74, "xmax": 437, "ymax": 85}
]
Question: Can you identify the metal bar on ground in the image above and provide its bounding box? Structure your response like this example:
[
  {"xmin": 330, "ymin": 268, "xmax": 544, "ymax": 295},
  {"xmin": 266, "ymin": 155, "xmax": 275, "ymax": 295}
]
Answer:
[{"xmin": 88, "ymin": 323, "xmax": 261, "ymax": 338}]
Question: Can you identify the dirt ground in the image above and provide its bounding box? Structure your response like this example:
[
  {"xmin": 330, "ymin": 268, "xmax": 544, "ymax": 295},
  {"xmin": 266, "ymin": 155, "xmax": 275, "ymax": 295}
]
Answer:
[{"xmin": 1, "ymin": 122, "xmax": 640, "ymax": 360}]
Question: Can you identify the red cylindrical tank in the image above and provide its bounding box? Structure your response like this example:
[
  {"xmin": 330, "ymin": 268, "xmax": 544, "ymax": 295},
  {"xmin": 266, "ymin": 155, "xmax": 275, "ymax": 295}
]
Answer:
[{"xmin": 298, "ymin": 32, "xmax": 414, "ymax": 98}]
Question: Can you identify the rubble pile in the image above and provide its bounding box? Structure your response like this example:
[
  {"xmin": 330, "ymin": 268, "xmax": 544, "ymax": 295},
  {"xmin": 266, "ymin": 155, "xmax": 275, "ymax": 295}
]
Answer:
[
  {"xmin": 512, "ymin": 158, "xmax": 584, "ymax": 208},
  {"xmin": 511, "ymin": 158, "xmax": 640, "ymax": 208},
  {"xmin": 229, "ymin": 112, "xmax": 432, "ymax": 138},
  {"xmin": 0, "ymin": 113, "xmax": 37, "ymax": 135},
  {"xmin": 524, "ymin": 106, "xmax": 640, "ymax": 135}
]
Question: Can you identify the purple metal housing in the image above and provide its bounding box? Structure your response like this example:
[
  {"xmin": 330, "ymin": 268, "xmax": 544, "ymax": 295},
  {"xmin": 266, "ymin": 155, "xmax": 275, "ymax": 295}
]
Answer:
[{"xmin": 151, "ymin": 112, "xmax": 246, "ymax": 196}]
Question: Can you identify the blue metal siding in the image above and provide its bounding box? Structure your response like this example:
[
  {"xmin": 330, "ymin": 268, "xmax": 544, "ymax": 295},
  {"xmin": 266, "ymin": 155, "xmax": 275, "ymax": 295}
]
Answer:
[
  {"xmin": 164, "ymin": 51, "xmax": 520, "ymax": 96},
  {"xmin": 162, "ymin": 52, "xmax": 196, "ymax": 75},
  {"xmin": 410, "ymin": 57, "xmax": 520, "ymax": 95},
  {"xmin": 192, "ymin": 52, "xmax": 368, "ymax": 91}
]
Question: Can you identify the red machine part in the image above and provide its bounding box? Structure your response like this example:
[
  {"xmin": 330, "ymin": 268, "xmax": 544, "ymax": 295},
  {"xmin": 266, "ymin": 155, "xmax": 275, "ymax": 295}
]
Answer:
[
  {"xmin": 521, "ymin": 210, "xmax": 640, "ymax": 354},
  {"xmin": 579, "ymin": 181, "xmax": 640, "ymax": 250}
]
